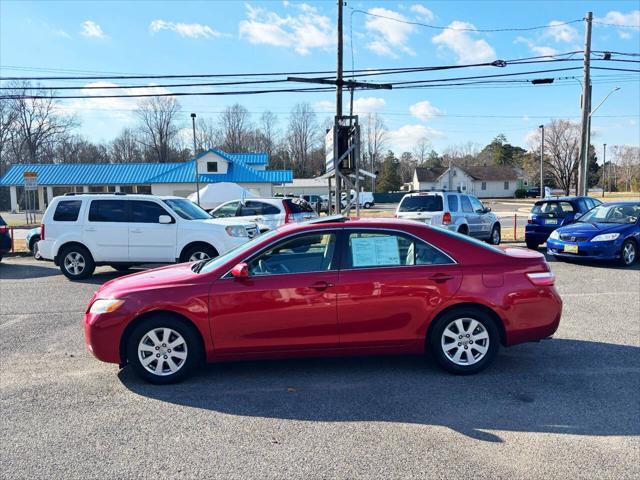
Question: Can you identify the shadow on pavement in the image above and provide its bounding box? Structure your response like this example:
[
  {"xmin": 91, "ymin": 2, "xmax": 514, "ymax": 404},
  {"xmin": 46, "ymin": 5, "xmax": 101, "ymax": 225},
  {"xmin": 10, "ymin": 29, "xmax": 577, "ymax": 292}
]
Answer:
[
  {"xmin": 119, "ymin": 339, "xmax": 640, "ymax": 443},
  {"xmin": 542, "ymin": 251, "xmax": 640, "ymax": 271}
]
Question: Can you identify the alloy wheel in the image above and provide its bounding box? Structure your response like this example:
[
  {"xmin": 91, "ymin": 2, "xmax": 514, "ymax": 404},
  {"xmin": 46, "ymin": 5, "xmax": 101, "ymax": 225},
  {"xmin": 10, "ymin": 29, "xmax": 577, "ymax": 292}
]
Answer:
[
  {"xmin": 623, "ymin": 242, "xmax": 636, "ymax": 264},
  {"xmin": 138, "ymin": 328, "xmax": 188, "ymax": 376},
  {"xmin": 441, "ymin": 318, "xmax": 490, "ymax": 366},
  {"xmin": 491, "ymin": 228, "xmax": 501, "ymax": 245},
  {"xmin": 189, "ymin": 251, "xmax": 210, "ymax": 262},
  {"xmin": 64, "ymin": 252, "xmax": 85, "ymax": 276}
]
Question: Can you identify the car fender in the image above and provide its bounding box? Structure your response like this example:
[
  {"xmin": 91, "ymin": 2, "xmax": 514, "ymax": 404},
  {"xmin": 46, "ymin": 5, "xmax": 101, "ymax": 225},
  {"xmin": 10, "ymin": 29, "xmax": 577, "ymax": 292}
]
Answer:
[
  {"xmin": 176, "ymin": 230, "xmax": 226, "ymax": 258},
  {"xmin": 51, "ymin": 232, "xmax": 91, "ymax": 261},
  {"xmin": 454, "ymin": 218, "xmax": 469, "ymax": 231}
]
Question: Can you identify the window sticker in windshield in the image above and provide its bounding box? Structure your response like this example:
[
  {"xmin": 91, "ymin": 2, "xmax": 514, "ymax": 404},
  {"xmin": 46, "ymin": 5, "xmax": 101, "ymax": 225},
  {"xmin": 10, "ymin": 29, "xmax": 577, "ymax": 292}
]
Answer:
[{"xmin": 351, "ymin": 236, "xmax": 400, "ymax": 267}]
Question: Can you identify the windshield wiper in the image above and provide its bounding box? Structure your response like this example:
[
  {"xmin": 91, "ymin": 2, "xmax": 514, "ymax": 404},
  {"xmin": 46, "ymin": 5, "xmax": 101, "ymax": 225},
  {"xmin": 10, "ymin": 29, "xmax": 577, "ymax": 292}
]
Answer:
[{"xmin": 191, "ymin": 259, "xmax": 208, "ymax": 273}]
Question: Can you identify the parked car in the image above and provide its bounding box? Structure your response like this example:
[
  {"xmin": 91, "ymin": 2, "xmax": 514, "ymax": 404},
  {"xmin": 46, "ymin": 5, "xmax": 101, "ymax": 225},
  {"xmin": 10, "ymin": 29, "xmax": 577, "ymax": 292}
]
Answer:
[
  {"xmin": 0, "ymin": 216, "xmax": 11, "ymax": 262},
  {"xmin": 299, "ymin": 194, "xmax": 323, "ymax": 212},
  {"xmin": 396, "ymin": 191, "xmax": 501, "ymax": 244},
  {"xmin": 84, "ymin": 216, "xmax": 562, "ymax": 384},
  {"xmin": 321, "ymin": 194, "xmax": 346, "ymax": 212},
  {"xmin": 210, "ymin": 197, "xmax": 318, "ymax": 232},
  {"xmin": 38, "ymin": 193, "xmax": 259, "ymax": 280},
  {"xmin": 344, "ymin": 191, "xmax": 375, "ymax": 209},
  {"xmin": 525, "ymin": 187, "xmax": 541, "ymax": 198},
  {"xmin": 26, "ymin": 227, "xmax": 42, "ymax": 259},
  {"xmin": 547, "ymin": 201, "xmax": 640, "ymax": 266},
  {"xmin": 525, "ymin": 196, "xmax": 602, "ymax": 250}
]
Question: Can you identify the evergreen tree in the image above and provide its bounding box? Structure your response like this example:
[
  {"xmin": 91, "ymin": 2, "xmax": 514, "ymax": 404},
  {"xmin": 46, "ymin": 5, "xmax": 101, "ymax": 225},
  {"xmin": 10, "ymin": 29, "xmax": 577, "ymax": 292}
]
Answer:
[{"xmin": 377, "ymin": 150, "xmax": 402, "ymax": 192}]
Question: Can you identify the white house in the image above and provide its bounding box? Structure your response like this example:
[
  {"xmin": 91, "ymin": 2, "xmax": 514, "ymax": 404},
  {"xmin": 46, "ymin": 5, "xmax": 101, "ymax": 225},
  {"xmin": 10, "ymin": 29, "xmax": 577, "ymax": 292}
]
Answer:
[{"xmin": 412, "ymin": 165, "xmax": 527, "ymax": 198}]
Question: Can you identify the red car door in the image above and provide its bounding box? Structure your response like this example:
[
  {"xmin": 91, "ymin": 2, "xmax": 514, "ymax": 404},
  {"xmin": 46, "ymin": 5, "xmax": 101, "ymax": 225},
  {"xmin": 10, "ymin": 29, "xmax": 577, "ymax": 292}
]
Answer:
[
  {"xmin": 209, "ymin": 231, "xmax": 340, "ymax": 354},
  {"xmin": 336, "ymin": 229, "xmax": 462, "ymax": 349}
]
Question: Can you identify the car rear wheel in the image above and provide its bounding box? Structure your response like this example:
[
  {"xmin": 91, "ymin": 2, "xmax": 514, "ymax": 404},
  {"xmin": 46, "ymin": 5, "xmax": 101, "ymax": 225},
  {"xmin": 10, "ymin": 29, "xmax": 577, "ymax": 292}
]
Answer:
[
  {"xmin": 429, "ymin": 308, "xmax": 499, "ymax": 375},
  {"xmin": 488, "ymin": 225, "xmax": 501, "ymax": 245},
  {"xmin": 526, "ymin": 240, "xmax": 539, "ymax": 250},
  {"xmin": 364, "ymin": 202, "xmax": 372, "ymax": 209},
  {"xmin": 59, "ymin": 245, "xmax": 95, "ymax": 280},
  {"xmin": 620, "ymin": 239, "xmax": 637, "ymax": 266},
  {"xmin": 127, "ymin": 315, "xmax": 202, "ymax": 384},
  {"xmin": 458, "ymin": 225, "xmax": 469, "ymax": 235},
  {"xmin": 29, "ymin": 235, "xmax": 41, "ymax": 259}
]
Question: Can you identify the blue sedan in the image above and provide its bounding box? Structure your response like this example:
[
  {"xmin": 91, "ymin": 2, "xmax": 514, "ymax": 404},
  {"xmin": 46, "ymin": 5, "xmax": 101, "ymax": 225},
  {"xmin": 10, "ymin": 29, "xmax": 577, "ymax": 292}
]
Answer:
[{"xmin": 547, "ymin": 202, "xmax": 640, "ymax": 266}]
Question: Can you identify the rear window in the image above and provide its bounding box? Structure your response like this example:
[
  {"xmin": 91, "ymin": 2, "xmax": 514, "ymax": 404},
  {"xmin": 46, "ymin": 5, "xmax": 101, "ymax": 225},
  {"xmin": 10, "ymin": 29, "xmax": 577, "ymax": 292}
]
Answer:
[
  {"xmin": 399, "ymin": 195, "xmax": 444, "ymax": 212},
  {"xmin": 532, "ymin": 201, "xmax": 575, "ymax": 215},
  {"xmin": 53, "ymin": 200, "xmax": 82, "ymax": 222},
  {"xmin": 284, "ymin": 199, "xmax": 314, "ymax": 213},
  {"xmin": 89, "ymin": 200, "xmax": 128, "ymax": 222}
]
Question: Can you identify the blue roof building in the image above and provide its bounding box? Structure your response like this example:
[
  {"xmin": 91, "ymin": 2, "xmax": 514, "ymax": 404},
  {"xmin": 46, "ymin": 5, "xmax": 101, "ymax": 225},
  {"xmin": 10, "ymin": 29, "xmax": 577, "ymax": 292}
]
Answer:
[{"xmin": 0, "ymin": 149, "xmax": 292, "ymax": 212}]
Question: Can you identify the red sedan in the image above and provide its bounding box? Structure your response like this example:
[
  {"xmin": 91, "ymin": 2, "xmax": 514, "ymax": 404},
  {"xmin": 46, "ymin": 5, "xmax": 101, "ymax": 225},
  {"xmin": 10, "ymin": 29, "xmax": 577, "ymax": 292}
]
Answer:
[{"xmin": 84, "ymin": 217, "xmax": 562, "ymax": 384}]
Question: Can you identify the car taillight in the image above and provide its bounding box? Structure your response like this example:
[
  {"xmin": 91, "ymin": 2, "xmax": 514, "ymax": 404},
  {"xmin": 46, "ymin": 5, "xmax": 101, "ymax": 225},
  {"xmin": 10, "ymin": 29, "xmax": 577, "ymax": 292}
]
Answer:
[
  {"xmin": 526, "ymin": 271, "xmax": 555, "ymax": 286},
  {"xmin": 0, "ymin": 225, "xmax": 7, "ymax": 234},
  {"xmin": 40, "ymin": 223, "xmax": 45, "ymax": 240},
  {"xmin": 527, "ymin": 214, "xmax": 533, "ymax": 224},
  {"xmin": 443, "ymin": 212, "xmax": 452, "ymax": 224},
  {"xmin": 283, "ymin": 201, "xmax": 292, "ymax": 223}
]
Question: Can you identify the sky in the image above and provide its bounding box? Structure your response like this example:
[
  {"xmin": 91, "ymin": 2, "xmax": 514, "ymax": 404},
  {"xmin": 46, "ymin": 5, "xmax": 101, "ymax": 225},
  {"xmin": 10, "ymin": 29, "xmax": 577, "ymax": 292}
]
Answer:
[{"xmin": 1, "ymin": 0, "xmax": 639, "ymax": 159}]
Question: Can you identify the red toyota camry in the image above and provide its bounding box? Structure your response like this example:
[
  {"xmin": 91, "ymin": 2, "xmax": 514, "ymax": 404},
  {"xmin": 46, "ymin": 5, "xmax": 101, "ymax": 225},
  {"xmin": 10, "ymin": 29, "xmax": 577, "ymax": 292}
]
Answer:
[{"xmin": 84, "ymin": 217, "xmax": 562, "ymax": 384}]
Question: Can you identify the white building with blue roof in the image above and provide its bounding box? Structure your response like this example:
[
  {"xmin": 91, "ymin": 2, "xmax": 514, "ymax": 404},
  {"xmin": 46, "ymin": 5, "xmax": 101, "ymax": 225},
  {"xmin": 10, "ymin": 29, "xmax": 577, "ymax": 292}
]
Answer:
[{"xmin": 0, "ymin": 149, "xmax": 293, "ymax": 212}]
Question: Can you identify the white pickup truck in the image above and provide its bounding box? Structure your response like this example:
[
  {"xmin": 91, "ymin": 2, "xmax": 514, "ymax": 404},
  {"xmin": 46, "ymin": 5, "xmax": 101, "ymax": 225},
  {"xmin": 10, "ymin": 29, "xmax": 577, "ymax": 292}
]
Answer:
[{"xmin": 38, "ymin": 194, "xmax": 258, "ymax": 280}]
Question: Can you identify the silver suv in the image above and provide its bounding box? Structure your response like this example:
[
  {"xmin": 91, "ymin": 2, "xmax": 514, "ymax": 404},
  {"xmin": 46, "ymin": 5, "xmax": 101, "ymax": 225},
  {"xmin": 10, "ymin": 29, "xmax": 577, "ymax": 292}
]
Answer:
[{"xmin": 396, "ymin": 191, "xmax": 501, "ymax": 244}]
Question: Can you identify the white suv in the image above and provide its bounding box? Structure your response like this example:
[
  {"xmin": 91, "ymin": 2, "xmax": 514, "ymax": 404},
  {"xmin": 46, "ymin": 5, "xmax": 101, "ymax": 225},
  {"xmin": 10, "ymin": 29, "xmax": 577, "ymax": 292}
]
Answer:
[
  {"xmin": 38, "ymin": 194, "xmax": 258, "ymax": 280},
  {"xmin": 210, "ymin": 197, "xmax": 318, "ymax": 232}
]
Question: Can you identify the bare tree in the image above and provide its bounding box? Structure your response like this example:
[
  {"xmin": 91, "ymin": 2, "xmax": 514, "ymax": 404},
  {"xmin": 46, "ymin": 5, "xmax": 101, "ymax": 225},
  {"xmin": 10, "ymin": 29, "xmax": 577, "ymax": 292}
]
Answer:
[
  {"xmin": 0, "ymin": 97, "xmax": 18, "ymax": 174},
  {"xmin": 412, "ymin": 138, "xmax": 432, "ymax": 166},
  {"xmin": 111, "ymin": 128, "xmax": 143, "ymax": 163},
  {"xmin": 612, "ymin": 145, "xmax": 640, "ymax": 192},
  {"xmin": 136, "ymin": 96, "xmax": 181, "ymax": 163},
  {"xmin": 255, "ymin": 110, "xmax": 279, "ymax": 159},
  {"xmin": 194, "ymin": 117, "xmax": 222, "ymax": 153},
  {"xmin": 219, "ymin": 104, "xmax": 252, "ymax": 152},
  {"xmin": 287, "ymin": 103, "xmax": 318, "ymax": 177},
  {"xmin": 529, "ymin": 119, "xmax": 581, "ymax": 195},
  {"xmin": 363, "ymin": 113, "xmax": 387, "ymax": 174}
]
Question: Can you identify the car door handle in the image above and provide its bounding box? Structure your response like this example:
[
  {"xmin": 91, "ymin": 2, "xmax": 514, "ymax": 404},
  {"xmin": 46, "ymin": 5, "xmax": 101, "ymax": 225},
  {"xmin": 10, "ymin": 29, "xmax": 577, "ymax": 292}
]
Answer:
[
  {"xmin": 429, "ymin": 273, "xmax": 454, "ymax": 283},
  {"xmin": 308, "ymin": 281, "xmax": 334, "ymax": 291},
  {"xmin": 130, "ymin": 228, "xmax": 143, "ymax": 234},
  {"xmin": 84, "ymin": 227, "xmax": 96, "ymax": 232}
]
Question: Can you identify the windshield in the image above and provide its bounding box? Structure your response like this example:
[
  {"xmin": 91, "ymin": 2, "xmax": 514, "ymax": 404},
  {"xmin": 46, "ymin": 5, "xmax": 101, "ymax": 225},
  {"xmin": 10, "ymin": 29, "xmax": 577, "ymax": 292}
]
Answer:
[
  {"xmin": 163, "ymin": 199, "xmax": 211, "ymax": 220},
  {"xmin": 198, "ymin": 229, "xmax": 279, "ymax": 274},
  {"xmin": 399, "ymin": 195, "xmax": 444, "ymax": 212},
  {"xmin": 578, "ymin": 203, "xmax": 640, "ymax": 225}
]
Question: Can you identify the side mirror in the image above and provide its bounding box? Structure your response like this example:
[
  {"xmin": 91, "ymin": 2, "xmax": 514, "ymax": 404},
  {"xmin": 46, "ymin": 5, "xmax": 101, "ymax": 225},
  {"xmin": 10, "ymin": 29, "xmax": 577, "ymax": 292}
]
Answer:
[
  {"xmin": 231, "ymin": 262, "xmax": 249, "ymax": 279},
  {"xmin": 158, "ymin": 215, "xmax": 173, "ymax": 224},
  {"xmin": 485, "ymin": 207, "xmax": 491, "ymax": 213}
]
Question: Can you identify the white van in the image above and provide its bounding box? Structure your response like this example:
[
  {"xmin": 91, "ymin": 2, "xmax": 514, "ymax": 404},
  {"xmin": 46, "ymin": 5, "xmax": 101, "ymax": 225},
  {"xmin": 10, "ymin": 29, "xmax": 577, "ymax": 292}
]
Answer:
[{"xmin": 38, "ymin": 194, "xmax": 258, "ymax": 280}]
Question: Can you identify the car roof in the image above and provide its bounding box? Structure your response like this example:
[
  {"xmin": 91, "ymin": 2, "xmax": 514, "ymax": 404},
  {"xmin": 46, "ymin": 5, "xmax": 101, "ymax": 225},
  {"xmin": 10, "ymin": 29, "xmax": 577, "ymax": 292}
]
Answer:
[
  {"xmin": 535, "ymin": 196, "xmax": 585, "ymax": 203},
  {"xmin": 277, "ymin": 216, "xmax": 425, "ymax": 233},
  {"xmin": 602, "ymin": 201, "xmax": 640, "ymax": 206},
  {"xmin": 54, "ymin": 193, "xmax": 165, "ymax": 201}
]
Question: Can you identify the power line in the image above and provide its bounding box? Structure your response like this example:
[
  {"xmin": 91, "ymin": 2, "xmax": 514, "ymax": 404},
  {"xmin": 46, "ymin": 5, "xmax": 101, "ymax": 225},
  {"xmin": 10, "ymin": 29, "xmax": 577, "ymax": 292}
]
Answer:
[{"xmin": 592, "ymin": 20, "xmax": 640, "ymax": 28}]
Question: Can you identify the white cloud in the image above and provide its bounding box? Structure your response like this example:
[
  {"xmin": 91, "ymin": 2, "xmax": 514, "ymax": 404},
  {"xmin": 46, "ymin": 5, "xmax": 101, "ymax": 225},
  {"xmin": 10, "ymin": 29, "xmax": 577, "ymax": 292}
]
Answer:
[
  {"xmin": 543, "ymin": 20, "xmax": 578, "ymax": 43},
  {"xmin": 314, "ymin": 100, "xmax": 334, "ymax": 112},
  {"xmin": 514, "ymin": 36, "xmax": 558, "ymax": 57},
  {"xmin": 53, "ymin": 29, "xmax": 71, "ymax": 39},
  {"xmin": 238, "ymin": 4, "xmax": 334, "ymax": 55},
  {"xmin": 386, "ymin": 124, "xmax": 444, "ymax": 152},
  {"xmin": 409, "ymin": 100, "xmax": 443, "ymax": 121},
  {"xmin": 432, "ymin": 21, "xmax": 495, "ymax": 64},
  {"xmin": 365, "ymin": 7, "xmax": 416, "ymax": 57},
  {"xmin": 410, "ymin": 4, "xmax": 434, "ymax": 22},
  {"xmin": 150, "ymin": 20, "xmax": 222, "ymax": 38},
  {"xmin": 80, "ymin": 20, "xmax": 106, "ymax": 39},
  {"xmin": 596, "ymin": 10, "xmax": 640, "ymax": 39},
  {"xmin": 353, "ymin": 97, "xmax": 386, "ymax": 114}
]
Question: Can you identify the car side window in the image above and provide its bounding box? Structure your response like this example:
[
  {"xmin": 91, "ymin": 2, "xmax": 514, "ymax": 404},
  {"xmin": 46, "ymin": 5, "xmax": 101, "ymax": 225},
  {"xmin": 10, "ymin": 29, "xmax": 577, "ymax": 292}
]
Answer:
[
  {"xmin": 88, "ymin": 200, "xmax": 128, "ymax": 222},
  {"xmin": 239, "ymin": 201, "xmax": 264, "ymax": 216},
  {"xmin": 261, "ymin": 203, "xmax": 281, "ymax": 215},
  {"xmin": 130, "ymin": 201, "xmax": 171, "ymax": 223},
  {"xmin": 460, "ymin": 196, "xmax": 473, "ymax": 213},
  {"xmin": 447, "ymin": 195, "xmax": 459, "ymax": 212},
  {"xmin": 346, "ymin": 231, "xmax": 453, "ymax": 268},
  {"xmin": 53, "ymin": 200, "xmax": 82, "ymax": 221},
  {"xmin": 212, "ymin": 201, "xmax": 240, "ymax": 218},
  {"xmin": 247, "ymin": 232, "xmax": 337, "ymax": 276},
  {"xmin": 469, "ymin": 196, "xmax": 484, "ymax": 213}
]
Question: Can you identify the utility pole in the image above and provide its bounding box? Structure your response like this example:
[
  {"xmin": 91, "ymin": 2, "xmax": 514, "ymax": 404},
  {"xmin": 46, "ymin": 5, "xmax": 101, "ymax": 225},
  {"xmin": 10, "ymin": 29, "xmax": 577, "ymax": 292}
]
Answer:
[
  {"xmin": 602, "ymin": 143, "xmax": 606, "ymax": 198},
  {"xmin": 334, "ymin": 0, "xmax": 344, "ymax": 215},
  {"xmin": 191, "ymin": 113, "xmax": 201, "ymax": 206},
  {"xmin": 539, "ymin": 124, "xmax": 544, "ymax": 199},
  {"xmin": 577, "ymin": 11, "xmax": 593, "ymax": 196}
]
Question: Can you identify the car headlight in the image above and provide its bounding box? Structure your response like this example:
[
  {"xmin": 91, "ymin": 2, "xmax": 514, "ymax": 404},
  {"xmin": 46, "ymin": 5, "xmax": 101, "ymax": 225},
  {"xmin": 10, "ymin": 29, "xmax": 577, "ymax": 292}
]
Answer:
[
  {"xmin": 549, "ymin": 229, "xmax": 560, "ymax": 240},
  {"xmin": 591, "ymin": 233, "xmax": 620, "ymax": 242},
  {"xmin": 89, "ymin": 299, "xmax": 124, "ymax": 314},
  {"xmin": 225, "ymin": 225, "xmax": 248, "ymax": 237}
]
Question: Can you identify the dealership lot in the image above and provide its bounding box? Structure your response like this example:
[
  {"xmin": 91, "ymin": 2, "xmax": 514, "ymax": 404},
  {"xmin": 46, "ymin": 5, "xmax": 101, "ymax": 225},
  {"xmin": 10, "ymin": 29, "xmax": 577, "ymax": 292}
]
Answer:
[{"xmin": 1, "ymin": 255, "xmax": 639, "ymax": 479}]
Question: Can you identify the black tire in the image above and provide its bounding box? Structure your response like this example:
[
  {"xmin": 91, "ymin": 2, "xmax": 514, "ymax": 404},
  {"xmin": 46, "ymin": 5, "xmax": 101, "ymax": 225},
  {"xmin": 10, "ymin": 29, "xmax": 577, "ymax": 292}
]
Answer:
[
  {"xmin": 458, "ymin": 225, "xmax": 469, "ymax": 235},
  {"xmin": 619, "ymin": 239, "xmax": 637, "ymax": 266},
  {"xmin": 488, "ymin": 224, "xmax": 501, "ymax": 245},
  {"xmin": 181, "ymin": 244, "xmax": 218, "ymax": 263},
  {"xmin": 126, "ymin": 314, "xmax": 202, "ymax": 384},
  {"xmin": 364, "ymin": 202, "xmax": 372, "ymax": 209},
  {"xmin": 29, "ymin": 235, "xmax": 40, "ymax": 254},
  {"xmin": 111, "ymin": 264, "xmax": 132, "ymax": 272},
  {"xmin": 428, "ymin": 307, "xmax": 500, "ymax": 375},
  {"xmin": 526, "ymin": 240, "xmax": 539, "ymax": 250},
  {"xmin": 59, "ymin": 244, "xmax": 95, "ymax": 280}
]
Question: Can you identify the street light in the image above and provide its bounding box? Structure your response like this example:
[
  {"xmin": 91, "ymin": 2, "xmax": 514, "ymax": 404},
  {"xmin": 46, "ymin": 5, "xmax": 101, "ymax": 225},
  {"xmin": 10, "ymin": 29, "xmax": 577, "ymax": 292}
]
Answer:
[
  {"xmin": 191, "ymin": 113, "xmax": 201, "ymax": 206},
  {"xmin": 602, "ymin": 143, "xmax": 607, "ymax": 198},
  {"xmin": 539, "ymin": 124, "xmax": 544, "ymax": 199}
]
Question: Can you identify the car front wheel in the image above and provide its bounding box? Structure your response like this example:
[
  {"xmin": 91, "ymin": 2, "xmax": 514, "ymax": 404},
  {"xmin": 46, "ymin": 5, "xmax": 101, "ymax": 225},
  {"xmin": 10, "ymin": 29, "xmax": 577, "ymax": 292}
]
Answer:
[
  {"xmin": 59, "ymin": 245, "xmax": 95, "ymax": 280},
  {"xmin": 429, "ymin": 308, "xmax": 499, "ymax": 375},
  {"xmin": 182, "ymin": 244, "xmax": 218, "ymax": 263},
  {"xmin": 488, "ymin": 224, "xmax": 501, "ymax": 245},
  {"xmin": 620, "ymin": 239, "xmax": 637, "ymax": 266},
  {"xmin": 127, "ymin": 315, "xmax": 202, "ymax": 384}
]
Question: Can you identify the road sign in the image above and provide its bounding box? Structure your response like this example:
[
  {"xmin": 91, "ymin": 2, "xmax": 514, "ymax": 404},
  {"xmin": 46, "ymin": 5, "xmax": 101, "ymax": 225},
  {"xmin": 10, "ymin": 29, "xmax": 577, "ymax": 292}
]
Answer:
[
  {"xmin": 325, "ymin": 128, "xmax": 334, "ymax": 172},
  {"xmin": 23, "ymin": 171, "xmax": 38, "ymax": 191}
]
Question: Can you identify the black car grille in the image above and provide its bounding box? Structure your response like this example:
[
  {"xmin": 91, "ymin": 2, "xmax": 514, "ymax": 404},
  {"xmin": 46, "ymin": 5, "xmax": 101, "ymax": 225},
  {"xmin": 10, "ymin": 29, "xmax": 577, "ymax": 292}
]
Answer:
[{"xmin": 559, "ymin": 233, "xmax": 589, "ymax": 242}]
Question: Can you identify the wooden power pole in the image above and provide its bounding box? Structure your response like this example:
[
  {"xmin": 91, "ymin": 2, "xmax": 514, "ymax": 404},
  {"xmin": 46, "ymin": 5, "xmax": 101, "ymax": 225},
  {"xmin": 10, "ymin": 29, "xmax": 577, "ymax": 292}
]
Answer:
[{"xmin": 577, "ymin": 11, "xmax": 593, "ymax": 196}]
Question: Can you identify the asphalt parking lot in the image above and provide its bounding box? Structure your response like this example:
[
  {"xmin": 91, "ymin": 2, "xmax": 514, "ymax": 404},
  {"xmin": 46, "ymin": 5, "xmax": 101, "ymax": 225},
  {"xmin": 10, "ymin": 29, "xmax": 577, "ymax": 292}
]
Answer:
[{"xmin": 1, "ymin": 254, "xmax": 639, "ymax": 479}]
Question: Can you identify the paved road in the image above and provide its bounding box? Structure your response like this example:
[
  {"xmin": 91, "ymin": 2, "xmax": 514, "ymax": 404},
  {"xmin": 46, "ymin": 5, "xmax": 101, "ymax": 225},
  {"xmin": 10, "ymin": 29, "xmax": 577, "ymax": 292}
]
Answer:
[{"xmin": 1, "ymin": 256, "xmax": 639, "ymax": 479}]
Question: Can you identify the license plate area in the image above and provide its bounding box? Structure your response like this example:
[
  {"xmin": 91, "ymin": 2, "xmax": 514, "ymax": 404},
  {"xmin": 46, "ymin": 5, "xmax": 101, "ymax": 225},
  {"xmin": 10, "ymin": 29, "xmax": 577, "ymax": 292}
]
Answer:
[
  {"xmin": 545, "ymin": 219, "xmax": 557, "ymax": 225},
  {"xmin": 563, "ymin": 244, "xmax": 578, "ymax": 254}
]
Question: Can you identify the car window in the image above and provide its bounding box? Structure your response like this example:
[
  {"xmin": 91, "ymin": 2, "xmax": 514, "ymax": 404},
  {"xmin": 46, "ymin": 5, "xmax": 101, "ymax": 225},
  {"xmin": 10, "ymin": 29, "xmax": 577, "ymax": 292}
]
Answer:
[
  {"xmin": 399, "ymin": 195, "xmax": 444, "ymax": 212},
  {"xmin": 532, "ymin": 201, "xmax": 575, "ymax": 215},
  {"xmin": 211, "ymin": 201, "xmax": 240, "ymax": 218},
  {"xmin": 447, "ymin": 195, "xmax": 459, "ymax": 212},
  {"xmin": 469, "ymin": 196, "xmax": 484, "ymax": 213},
  {"xmin": 460, "ymin": 196, "xmax": 473, "ymax": 213},
  {"xmin": 284, "ymin": 198, "xmax": 314, "ymax": 213},
  {"xmin": 248, "ymin": 232, "xmax": 336, "ymax": 275},
  {"xmin": 163, "ymin": 199, "xmax": 210, "ymax": 220},
  {"xmin": 239, "ymin": 201, "xmax": 264, "ymax": 216},
  {"xmin": 578, "ymin": 204, "xmax": 640, "ymax": 224},
  {"xmin": 346, "ymin": 231, "xmax": 453, "ymax": 268},
  {"xmin": 130, "ymin": 201, "xmax": 171, "ymax": 223},
  {"xmin": 53, "ymin": 200, "xmax": 82, "ymax": 222},
  {"xmin": 88, "ymin": 200, "xmax": 128, "ymax": 222}
]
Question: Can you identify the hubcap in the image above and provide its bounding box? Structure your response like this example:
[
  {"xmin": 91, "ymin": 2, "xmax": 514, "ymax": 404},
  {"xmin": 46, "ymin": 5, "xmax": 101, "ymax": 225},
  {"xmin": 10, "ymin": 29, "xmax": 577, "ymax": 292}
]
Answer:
[
  {"xmin": 64, "ymin": 252, "xmax": 85, "ymax": 275},
  {"xmin": 189, "ymin": 251, "xmax": 210, "ymax": 262},
  {"xmin": 33, "ymin": 243, "xmax": 41, "ymax": 260},
  {"xmin": 441, "ymin": 318, "xmax": 490, "ymax": 366},
  {"xmin": 623, "ymin": 243, "xmax": 635, "ymax": 264},
  {"xmin": 138, "ymin": 328, "xmax": 188, "ymax": 376},
  {"xmin": 492, "ymin": 229, "xmax": 500, "ymax": 244}
]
